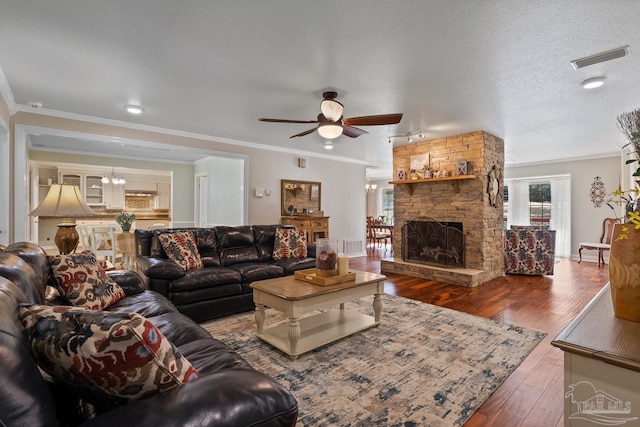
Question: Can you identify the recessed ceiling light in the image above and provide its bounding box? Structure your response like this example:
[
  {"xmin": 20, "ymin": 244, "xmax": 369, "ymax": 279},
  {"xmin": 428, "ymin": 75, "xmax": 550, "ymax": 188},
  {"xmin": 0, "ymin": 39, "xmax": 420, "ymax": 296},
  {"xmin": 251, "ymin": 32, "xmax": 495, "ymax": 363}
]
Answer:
[
  {"xmin": 324, "ymin": 141, "xmax": 334, "ymax": 150},
  {"xmin": 125, "ymin": 104, "xmax": 144, "ymax": 114},
  {"xmin": 582, "ymin": 77, "xmax": 605, "ymax": 89}
]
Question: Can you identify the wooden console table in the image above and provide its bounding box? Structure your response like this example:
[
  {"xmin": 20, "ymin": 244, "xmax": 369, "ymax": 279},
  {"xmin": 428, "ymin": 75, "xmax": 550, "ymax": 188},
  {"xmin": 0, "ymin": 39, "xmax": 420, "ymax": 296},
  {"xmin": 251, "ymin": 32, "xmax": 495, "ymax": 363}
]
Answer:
[
  {"xmin": 281, "ymin": 216, "xmax": 329, "ymax": 244},
  {"xmin": 551, "ymin": 283, "xmax": 640, "ymax": 426}
]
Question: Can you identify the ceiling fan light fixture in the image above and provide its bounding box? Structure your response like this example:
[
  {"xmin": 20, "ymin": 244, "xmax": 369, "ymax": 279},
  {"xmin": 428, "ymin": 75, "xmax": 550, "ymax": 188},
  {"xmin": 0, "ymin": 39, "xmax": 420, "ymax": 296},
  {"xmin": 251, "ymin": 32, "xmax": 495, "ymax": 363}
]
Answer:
[
  {"xmin": 318, "ymin": 124, "xmax": 343, "ymax": 139},
  {"xmin": 320, "ymin": 99, "xmax": 344, "ymax": 122},
  {"xmin": 582, "ymin": 77, "xmax": 605, "ymax": 89}
]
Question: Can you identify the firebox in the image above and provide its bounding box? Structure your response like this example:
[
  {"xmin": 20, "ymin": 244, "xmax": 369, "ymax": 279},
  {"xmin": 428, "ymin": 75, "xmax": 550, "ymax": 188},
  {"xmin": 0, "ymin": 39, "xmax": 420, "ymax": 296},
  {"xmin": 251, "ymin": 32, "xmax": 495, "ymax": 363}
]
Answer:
[{"xmin": 402, "ymin": 219, "xmax": 464, "ymax": 268}]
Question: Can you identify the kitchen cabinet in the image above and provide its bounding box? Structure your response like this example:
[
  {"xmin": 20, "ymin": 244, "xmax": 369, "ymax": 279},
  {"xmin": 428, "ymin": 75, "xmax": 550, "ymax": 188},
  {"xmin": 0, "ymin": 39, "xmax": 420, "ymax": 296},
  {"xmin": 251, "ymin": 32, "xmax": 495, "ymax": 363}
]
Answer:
[
  {"xmin": 155, "ymin": 182, "xmax": 171, "ymax": 209},
  {"xmin": 281, "ymin": 216, "xmax": 329, "ymax": 244},
  {"xmin": 105, "ymin": 184, "xmax": 125, "ymax": 209},
  {"xmin": 58, "ymin": 170, "xmax": 105, "ymax": 206}
]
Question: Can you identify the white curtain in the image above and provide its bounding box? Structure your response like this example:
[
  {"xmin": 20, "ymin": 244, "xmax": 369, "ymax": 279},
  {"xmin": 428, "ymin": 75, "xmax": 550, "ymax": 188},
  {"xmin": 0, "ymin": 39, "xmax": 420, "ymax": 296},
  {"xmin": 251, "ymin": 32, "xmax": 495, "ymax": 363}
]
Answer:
[
  {"xmin": 550, "ymin": 176, "xmax": 571, "ymax": 258},
  {"xmin": 507, "ymin": 181, "xmax": 531, "ymax": 228}
]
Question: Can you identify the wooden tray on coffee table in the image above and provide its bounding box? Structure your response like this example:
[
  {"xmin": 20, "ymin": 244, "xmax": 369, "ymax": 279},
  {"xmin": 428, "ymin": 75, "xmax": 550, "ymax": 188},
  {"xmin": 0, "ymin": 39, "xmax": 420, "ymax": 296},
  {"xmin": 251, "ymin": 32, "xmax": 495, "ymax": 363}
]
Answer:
[{"xmin": 294, "ymin": 268, "xmax": 356, "ymax": 286}]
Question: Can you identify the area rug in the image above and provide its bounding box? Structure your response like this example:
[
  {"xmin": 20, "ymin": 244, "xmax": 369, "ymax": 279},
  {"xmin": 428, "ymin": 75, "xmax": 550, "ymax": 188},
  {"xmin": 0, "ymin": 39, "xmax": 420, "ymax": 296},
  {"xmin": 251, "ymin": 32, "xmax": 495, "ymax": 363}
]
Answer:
[{"xmin": 201, "ymin": 294, "xmax": 546, "ymax": 427}]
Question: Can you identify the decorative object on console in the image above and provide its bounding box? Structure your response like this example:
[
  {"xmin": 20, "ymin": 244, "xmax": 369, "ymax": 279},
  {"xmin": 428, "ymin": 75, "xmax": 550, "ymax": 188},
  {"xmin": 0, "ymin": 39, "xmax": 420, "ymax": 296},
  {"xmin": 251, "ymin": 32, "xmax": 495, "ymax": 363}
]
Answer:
[
  {"xmin": 49, "ymin": 251, "xmax": 126, "ymax": 310},
  {"xmin": 608, "ymin": 219, "xmax": 640, "ymax": 322},
  {"xmin": 316, "ymin": 238, "xmax": 338, "ymax": 277},
  {"xmin": 20, "ymin": 304, "xmax": 200, "ymax": 407},
  {"xmin": 29, "ymin": 184, "xmax": 96, "ymax": 254},
  {"xmin": 115, "ymin": 211, "xmax": 136, "ymax": 232}
]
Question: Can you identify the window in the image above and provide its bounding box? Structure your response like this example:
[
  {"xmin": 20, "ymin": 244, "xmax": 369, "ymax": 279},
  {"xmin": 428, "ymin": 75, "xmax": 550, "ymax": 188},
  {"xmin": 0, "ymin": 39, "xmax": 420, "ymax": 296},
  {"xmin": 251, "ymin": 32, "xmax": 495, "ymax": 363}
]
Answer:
[
  {"xmin": 529, "ymin": 183, "xmax": 551, "ymax": 227},
  {"xmin": 382, "ymin": 189, "xmax": 394, "ymax": 224},
  {"xmin": 504, "ymin": 175, "xmax": 571, "ymax": 258}
]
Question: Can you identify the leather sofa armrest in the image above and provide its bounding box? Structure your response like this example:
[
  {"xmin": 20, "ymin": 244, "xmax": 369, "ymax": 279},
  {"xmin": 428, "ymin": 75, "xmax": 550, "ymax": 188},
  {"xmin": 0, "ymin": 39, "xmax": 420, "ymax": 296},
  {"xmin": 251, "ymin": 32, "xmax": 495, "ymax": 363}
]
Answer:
[
  {"xmin": 106, "ymin": 270, "xmax": 146, "ymax": 295},
  {"xmin": 78, "ymin": 369, "xmax": 298, "ymax": 427},
  {"xmin": 136, "ymin": 256, "xmax": 185, "ymax": 280}
]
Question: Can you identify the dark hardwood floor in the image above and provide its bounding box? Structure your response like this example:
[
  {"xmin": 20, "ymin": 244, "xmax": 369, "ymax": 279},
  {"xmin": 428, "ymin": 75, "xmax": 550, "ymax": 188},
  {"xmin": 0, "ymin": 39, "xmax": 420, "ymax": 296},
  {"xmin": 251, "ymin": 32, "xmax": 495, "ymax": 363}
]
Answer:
[{"xmin": 349, "ymin": 247, "xmax": 610, "ymax": 427}]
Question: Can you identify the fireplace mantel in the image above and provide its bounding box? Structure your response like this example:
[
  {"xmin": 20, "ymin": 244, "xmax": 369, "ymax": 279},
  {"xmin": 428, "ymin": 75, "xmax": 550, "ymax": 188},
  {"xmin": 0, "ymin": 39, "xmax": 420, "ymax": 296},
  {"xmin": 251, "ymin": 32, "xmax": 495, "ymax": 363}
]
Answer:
[{"xmin": 389, "ymin": 175, "xmax": 476, "ymax": 195}]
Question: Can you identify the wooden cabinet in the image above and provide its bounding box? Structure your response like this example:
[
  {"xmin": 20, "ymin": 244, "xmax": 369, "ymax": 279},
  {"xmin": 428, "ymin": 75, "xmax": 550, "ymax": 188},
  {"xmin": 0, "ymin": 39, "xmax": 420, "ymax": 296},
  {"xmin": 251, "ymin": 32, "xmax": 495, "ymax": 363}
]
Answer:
[
  {"xmin": 59, "ymin": 170, "xmax": 106, "ymax": 206},
  {"xmin": 281, "ymin": 216, "xmax": 329, "ymax": 244},
  {"xmin": 552, "ymin": 284, "xmax": 640, "ymax": 426}
]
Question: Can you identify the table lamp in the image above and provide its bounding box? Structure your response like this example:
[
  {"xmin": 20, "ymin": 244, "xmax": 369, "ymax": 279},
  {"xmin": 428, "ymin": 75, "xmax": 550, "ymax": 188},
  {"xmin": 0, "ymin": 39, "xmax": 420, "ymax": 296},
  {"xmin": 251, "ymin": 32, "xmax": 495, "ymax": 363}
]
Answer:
[{"xmin": 29, "ymin": 184, "xmax": 96, "ymax": 254}]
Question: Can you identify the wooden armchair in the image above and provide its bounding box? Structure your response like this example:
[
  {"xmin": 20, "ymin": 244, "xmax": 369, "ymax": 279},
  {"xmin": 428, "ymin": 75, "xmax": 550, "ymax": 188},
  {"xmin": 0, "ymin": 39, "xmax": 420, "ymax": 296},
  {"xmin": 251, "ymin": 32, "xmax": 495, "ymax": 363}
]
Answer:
[{"xmin": 578, "ymin": 218, "xmax": 617, "ymax": 267}]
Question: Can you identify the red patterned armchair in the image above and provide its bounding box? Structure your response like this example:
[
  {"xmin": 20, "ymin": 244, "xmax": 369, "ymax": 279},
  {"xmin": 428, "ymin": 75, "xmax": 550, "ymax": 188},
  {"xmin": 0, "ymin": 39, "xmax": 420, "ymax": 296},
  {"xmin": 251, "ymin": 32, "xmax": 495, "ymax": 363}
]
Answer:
[{"xmin": 503, "ymin": 226, "xmax": 556, "ymax": 275}]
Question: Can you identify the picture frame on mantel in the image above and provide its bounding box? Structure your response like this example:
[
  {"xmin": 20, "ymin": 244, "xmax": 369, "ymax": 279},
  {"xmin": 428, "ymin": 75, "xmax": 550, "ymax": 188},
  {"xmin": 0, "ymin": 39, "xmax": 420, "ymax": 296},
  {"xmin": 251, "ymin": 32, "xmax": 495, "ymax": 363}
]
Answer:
[{"xmin": 410, "ymin": 153, "xmax": 430, "ymax": 180}]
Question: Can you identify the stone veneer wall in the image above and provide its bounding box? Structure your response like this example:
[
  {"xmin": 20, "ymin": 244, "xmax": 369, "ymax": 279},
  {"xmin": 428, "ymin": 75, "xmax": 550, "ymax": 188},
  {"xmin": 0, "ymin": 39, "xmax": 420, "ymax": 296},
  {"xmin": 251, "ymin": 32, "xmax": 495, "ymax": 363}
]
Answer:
[{"xmin": 383, "ymin": 130, "xmax": 504, "ymax": 286}]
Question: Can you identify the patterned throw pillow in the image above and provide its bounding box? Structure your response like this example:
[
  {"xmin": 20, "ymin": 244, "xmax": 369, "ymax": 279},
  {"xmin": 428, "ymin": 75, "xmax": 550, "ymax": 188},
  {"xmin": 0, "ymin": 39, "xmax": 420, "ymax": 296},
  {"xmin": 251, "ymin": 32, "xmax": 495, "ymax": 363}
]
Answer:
[
  {"xmin": 158, "ymin": 231, "xmax": 204, "ymax": 271},
  {"xmin": 273, "ymin": 228, "xmax": 308, "ymax": 260},
  {"xmin": 20, "ymin": 305, "xmax": 200, "ymax": 407},
  {"xmin": 49, "ymin": 252, "xmax": 126, "ymax": 310}
]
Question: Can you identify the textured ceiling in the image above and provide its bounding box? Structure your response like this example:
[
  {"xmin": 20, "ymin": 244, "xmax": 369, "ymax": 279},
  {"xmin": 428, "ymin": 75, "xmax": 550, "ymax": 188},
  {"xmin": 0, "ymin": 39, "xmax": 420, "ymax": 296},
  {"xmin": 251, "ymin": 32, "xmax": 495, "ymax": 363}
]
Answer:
[{"xmin": 1, "ymin": 1, "xmax": 639, "ymax": 178}]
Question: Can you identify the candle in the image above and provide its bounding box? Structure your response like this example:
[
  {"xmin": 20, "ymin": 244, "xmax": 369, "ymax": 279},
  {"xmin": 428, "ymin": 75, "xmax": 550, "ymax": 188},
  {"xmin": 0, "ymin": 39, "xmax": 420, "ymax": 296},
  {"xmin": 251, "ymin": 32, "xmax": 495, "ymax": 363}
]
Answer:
[{"xmin": 337, "ymin": 253, "xmax": 349, "ymax": 275}]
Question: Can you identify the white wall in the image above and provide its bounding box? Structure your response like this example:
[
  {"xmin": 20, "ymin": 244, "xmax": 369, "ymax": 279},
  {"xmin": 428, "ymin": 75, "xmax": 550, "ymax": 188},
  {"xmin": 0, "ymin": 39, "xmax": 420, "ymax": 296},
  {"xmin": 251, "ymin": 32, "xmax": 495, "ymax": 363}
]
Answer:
[
  {"xmin": 244, "ymin": 149, "xmax": 367, "ymax": 251},
  {"xmin": 194, "ymin": 155, "xmax": 247, "ymax": 226},
  {"xmin": 504, "ymin": 156, "xmax": 620, "ymax": 261}
]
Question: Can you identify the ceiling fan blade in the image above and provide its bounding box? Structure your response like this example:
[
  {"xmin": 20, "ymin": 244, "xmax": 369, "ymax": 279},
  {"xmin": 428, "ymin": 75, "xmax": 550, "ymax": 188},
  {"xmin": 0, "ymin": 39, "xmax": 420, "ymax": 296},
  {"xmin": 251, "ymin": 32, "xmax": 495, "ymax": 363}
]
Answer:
[
  {"xmin": 259, "ymin": 118, "xmax": 319, "ymax": 124},
  {"xmin": 343, "ymin": 113, "xmax": 403, "ymax": 126},
  {"xmin": 290, "ymin": 127, "xmax": 318, "ymax": 138},
  {"xmin": 341, "ymin": 126, "xmax": 369, "ymax": 138}
]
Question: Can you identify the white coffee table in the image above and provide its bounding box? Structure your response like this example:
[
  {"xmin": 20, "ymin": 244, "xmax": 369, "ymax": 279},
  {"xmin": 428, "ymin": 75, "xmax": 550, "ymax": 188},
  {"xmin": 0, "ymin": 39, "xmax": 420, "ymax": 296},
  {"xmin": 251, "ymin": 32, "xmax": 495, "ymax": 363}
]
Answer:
[{"xmin": 251, "ymin": 270, "xmax": 386, "ymax": 360}]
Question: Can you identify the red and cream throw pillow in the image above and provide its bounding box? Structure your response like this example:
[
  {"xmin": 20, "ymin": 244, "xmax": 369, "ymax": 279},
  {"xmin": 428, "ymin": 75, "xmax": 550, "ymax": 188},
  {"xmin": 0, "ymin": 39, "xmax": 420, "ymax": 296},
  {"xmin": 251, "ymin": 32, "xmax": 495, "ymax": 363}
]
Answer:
[
  {"xmin": 158, "ymin": 231, "xmax": 204, "ymax": 271},
  {"xmin": 20, "ymin": 305, "xmax": 200, "ymax": 407},
  {"xmin": 49, "ymin": 252, "xmax": 126, "ymax": 310},
  {"xmin": 273, "ymin": 228, "xmax": 308, "ymax": 260}
]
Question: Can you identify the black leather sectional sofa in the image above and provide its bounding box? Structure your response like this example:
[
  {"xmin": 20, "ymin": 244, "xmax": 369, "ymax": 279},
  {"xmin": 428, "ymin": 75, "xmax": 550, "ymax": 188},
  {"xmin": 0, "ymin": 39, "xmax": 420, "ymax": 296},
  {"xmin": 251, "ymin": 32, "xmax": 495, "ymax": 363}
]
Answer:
[
  {"xmin": 135, "ymin": 224, "xmax": 317, "ymax": 322},
  {"xmin": 0, "ymin": 242, "xmax": 298, "ymax": 427}
]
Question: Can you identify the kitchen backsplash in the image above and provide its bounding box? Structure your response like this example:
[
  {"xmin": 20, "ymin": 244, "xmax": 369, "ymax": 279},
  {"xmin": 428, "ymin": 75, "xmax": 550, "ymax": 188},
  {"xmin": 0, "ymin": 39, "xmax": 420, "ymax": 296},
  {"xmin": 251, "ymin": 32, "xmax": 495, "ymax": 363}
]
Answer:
[{"xmin": 125, "ymin": 195, "xmax": 155, "ymax": 211}]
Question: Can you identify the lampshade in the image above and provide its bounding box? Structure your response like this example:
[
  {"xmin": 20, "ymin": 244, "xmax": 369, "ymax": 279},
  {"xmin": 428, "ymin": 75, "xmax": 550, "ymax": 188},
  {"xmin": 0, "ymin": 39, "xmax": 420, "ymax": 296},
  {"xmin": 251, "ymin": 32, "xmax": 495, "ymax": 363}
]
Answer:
[
  {"xmin": 320, "ymin": 99, "xmax": 344, "ymax": 122},
  {"xmin": 318, "ymin": 124, "xmax": 343, "ymax": 139},
  {"xmin": 29, "ymin": 184, "xmax": 96, "ymax": 254},
  {"xmin": 30, "ymin": 184, "xmax": 96, "ymax": 220}
]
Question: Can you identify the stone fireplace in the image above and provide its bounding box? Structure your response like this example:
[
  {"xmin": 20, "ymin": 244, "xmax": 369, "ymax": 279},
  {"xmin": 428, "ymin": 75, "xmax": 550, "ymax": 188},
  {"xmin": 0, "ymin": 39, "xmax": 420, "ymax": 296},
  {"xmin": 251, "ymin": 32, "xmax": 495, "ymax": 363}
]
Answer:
[
  {"xmin": 381, "ymin": 131, "xmax": 504, "ymax": 287},
  {"xmin": 403, "ymin": 219, "xmax": 464, "ymax": 268}
]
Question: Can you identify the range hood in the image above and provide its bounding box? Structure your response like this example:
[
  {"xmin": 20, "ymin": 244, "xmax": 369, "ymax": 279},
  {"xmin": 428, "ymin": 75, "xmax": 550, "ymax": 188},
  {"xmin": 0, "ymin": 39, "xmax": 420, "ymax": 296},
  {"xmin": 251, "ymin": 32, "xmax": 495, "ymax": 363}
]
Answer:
[{"xmin": 125, "ymin": 190, "xmax": 157, "ymax": 196}]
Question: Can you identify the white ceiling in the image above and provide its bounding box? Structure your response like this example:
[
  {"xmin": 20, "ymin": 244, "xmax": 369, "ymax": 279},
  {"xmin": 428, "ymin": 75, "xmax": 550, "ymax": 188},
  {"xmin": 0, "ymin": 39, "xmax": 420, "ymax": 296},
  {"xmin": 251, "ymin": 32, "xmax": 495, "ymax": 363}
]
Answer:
[{"xmin": 1, "ymin": 1, "xmax": 639, "ymax": 178}]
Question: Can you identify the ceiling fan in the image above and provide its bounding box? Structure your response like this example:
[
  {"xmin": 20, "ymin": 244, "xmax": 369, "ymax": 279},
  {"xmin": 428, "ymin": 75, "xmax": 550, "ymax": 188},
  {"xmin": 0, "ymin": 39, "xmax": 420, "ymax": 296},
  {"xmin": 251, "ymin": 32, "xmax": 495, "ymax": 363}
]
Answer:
[{"xmin": 259, "ymin": 91, "xmax": 403, "ymax": 139}]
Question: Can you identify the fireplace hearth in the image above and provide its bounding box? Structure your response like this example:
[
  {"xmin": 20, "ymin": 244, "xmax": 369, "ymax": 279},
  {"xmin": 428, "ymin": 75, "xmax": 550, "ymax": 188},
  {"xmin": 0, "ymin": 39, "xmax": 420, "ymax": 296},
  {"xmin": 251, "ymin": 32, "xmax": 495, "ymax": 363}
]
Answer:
[{"xmin": 402, "ymin": 219, "xmax": 464, "ymax": 268}]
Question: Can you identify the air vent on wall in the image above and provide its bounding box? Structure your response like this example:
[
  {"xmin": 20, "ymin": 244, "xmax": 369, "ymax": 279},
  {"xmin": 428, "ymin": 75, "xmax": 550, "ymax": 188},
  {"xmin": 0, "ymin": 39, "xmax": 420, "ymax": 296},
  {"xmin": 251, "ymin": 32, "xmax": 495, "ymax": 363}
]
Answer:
[{"xmin": 571, "ymin": 45, "xmax": 630, "ymax": 69}]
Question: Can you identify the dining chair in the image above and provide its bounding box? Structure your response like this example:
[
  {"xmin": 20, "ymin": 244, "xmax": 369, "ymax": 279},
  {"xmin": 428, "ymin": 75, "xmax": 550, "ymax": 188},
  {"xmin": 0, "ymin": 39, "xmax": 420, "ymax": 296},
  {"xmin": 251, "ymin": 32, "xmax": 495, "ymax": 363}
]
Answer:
[
  {"xmin": 76, "ymin": 224, "xmax": 92, "ymax": 252},
  {"xmin": 90, "ymin": 226, "xmax": 121, "ymax": 269},
  {"xmin": 367, "ymin": 217, "xmax": 391, "ymax": 250}
]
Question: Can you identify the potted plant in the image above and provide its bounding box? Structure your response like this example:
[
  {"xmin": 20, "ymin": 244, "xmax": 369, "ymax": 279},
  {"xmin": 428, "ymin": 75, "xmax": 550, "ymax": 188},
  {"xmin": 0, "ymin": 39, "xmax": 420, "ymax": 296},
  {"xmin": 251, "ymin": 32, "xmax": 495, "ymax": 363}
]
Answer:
[{"xmin": 114, "ymin": 212, "xmax": 136, "ymax": 233}]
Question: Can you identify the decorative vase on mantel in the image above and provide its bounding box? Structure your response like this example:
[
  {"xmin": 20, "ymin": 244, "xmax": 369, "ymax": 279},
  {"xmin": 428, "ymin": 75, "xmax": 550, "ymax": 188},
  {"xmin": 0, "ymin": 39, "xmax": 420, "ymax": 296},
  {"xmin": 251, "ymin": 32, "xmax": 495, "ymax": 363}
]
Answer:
[{"xmin": 608, "ymin": 223, "xmax": 640, "ymax": 322}]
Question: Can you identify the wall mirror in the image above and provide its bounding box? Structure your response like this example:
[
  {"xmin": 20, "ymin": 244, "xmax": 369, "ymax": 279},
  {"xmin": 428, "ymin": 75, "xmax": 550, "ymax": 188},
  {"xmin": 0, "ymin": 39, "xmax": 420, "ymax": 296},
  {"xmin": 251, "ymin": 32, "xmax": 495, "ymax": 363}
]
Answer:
[{"xmin": 281, "ymin": 179, "xmax": 322, "ymax": 216}]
